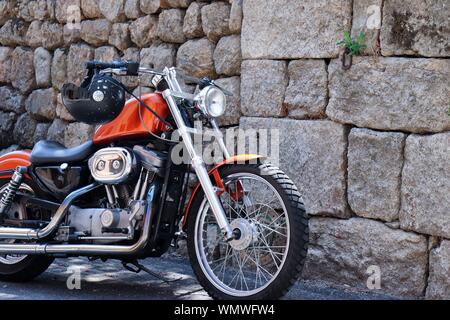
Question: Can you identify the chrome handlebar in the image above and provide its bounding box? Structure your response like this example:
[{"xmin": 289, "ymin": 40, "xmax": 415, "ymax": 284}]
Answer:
[
  {"xmin": 98, "ymin": 63, "xmax": 233, "ymax": 98},
  {"xmin": 100, "ymin": 67, "xmax": 165, "ymax": 77}
]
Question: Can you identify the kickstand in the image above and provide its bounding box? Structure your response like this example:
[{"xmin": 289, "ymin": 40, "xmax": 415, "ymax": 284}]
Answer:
[{"xmin": 122, "ymin": 261, "xmax": 182, "ymax": 284}]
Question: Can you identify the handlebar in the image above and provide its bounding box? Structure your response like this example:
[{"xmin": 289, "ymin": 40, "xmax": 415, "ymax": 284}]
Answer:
[
  {"xmin": 86, "ymin": 60, "xmax": 140, "ymax": 76},
  {"xmin": 86, "ymin": 61, "xmax": 233, "ymax": 96}
]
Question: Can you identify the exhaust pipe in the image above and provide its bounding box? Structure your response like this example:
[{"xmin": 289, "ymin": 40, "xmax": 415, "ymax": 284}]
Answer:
[
  {"xmin": 0, "ymin": 184, "xmax": 157, "ymax": 256},
  {"xmin": 0, "ymin": 183, "xmax": 100, "ymax": 240}
]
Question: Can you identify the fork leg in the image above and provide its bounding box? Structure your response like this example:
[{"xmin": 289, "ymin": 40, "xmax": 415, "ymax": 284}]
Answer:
[{"xmin": 163, "ymin": 90, "xmax": 234, "ymax": 241}]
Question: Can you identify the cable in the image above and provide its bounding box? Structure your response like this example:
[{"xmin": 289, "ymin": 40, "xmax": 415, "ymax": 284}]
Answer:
[
  {"xmin": 102, "ymin": 73, "xmax": 183, "ymax": 145},
  {"xmin": 122, "ymin": 85, "xmax": 175, "ymax": 131},
  {"xmin": 104, "ymin": 76, "xmax": 175, "ymax": 131},
  {"xmin": 137, "ymin": 98, "xmax": 178, "ymax": 145}
]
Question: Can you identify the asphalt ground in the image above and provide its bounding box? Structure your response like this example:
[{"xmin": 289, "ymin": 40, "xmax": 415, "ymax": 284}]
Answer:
[{"xmin": 0, "ymin": 256, "xmax": 401, "ymax": 300}]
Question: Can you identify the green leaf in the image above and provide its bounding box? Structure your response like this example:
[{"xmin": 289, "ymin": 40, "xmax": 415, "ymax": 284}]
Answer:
[
  {"xmin": 343, "ymin": 32, "xmax": 352, "ymax": 44},
  {"xmin": 337, "ymin": 31, "xmax": 367, "ymax": 56},
  {"xmin": 357, "ymin": 32, "xmax": 366, "ymax": 45}
]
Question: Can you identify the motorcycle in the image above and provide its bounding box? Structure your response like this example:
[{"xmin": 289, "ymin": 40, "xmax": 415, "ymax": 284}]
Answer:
[{"xmin": 0, "ymin": 61, "xmax": 309, "ymax": 300}]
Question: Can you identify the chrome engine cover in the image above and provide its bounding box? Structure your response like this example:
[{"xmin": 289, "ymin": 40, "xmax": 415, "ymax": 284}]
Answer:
[
  {"xmin": 56, "ymin": 201, "xmax": 146, "ymax": 244},
  {"xmin": 67, "ymin": 206, "xmax": 131, "ymax": 244},
  {"xmin": 88, "ymin": 147, "xmax": 136, "ymax": 184}
]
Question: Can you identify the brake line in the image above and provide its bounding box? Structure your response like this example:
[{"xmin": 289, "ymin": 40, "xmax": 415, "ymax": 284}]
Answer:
[
  {"xmin": 119, "ymin": 83, "xmax": 175, "ymax": 131},
  {"xmin": 108, "ymin": 79, "xmax": 178, "ymax": 144},
  {"xmin": 137, "ymin": 99, "xmax": 178, "ymax": 145}
]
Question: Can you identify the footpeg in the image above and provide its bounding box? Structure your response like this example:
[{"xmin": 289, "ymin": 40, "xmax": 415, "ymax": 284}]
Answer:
[
  {"xmin": 122, "ymin": 260, "xmax": 182, "ymax": 284},
  {"xmin": 0, "ymin": 166, "xmax": 27, "ymax": 223}
]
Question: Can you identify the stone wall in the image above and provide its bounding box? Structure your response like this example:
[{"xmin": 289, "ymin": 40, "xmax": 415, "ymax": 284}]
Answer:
[
  {"xmin": 240, "ymin": 0, "xmax": 450, "ymax": 299},
  {"xmin": 0, "ymin": 0, "xmax": 449, "ymax": 299}
]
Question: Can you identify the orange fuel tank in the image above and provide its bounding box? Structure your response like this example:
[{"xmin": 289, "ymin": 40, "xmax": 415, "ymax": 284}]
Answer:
[{"xmin": 93, "ymin": 93, "xmax": 170, "ymax": 146}]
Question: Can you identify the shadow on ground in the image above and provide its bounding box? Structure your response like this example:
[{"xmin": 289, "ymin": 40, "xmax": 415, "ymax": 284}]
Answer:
[{"xmin": 0, "ymin": 256, "xmax": 403, "ymax": 300}]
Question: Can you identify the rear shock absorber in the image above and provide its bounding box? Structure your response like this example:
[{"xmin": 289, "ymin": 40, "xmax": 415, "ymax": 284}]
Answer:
[{"xmin": 0, "ymin": 166, "xmax": 27, "ymax": 221}]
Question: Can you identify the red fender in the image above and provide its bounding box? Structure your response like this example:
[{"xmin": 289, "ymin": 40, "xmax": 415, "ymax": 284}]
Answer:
[
  {"xmin": 0, "ymin": 150, "xmax": 32, "ymax": 179},
  {"xmin": 182, "ymin": 154, "xmax": 265, "ymax": 230}
]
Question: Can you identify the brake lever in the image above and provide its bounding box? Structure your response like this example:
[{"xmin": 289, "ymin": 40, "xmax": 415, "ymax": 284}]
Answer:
[
  {"xmin": 211, "ymin": 80, "xmax": 234, "ymax": 97},
  {"xmin": 197, "ymin": 77, "xmax": 234, "ymax": 97},
  {"xmin": 170, "ymin": 70, "xmax": 234, "ymax": 97}
]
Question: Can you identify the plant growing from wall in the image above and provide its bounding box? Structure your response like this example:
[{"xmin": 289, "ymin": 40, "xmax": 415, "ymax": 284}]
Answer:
[
  {"xmin": 337, "ymin": 31, "xmax": 367, "ymax": 56},
  {"xmin": 337, "ymin": 32, "xmax": 367, "ymax": 70}
]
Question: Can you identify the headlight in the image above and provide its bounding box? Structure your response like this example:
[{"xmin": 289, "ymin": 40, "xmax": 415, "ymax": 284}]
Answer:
[{"xmin": 196, "ymin": 86, "xmax": 226, "ymax": 117}]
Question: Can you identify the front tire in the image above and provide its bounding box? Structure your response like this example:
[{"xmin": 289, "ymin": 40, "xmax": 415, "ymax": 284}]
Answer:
[
  {"xmin": 0, "ymin": 179, "xmax": 54, "ymax": 282},
  {"xmin": 187, "ymin": 163, "xmax": 309, "ymax": 300}
]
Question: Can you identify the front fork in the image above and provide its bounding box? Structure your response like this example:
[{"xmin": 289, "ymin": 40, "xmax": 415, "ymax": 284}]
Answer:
[{"xmin": 162, "ymin": 90, "xmax": 234, "ymax": 241}]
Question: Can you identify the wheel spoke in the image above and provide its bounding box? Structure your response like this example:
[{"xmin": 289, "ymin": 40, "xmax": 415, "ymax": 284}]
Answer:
[
  {"xmin": 257, "ymin": 232, "xmax": 281, "ymax": 269},
  {"xmin": 257, "ymin": 248, "xmax": 285, "ymax": 257},
  {"xmin": 250, "ymin": 245, "xmax": 287, "ymax": 249},
  {"xmin": 257, "ymin": 222, "xmax": 287, "ymax": 238},
  {"xmin": 246, "ymin": 253, "xmax": 275, "ymax": 279},
  {"xmin": 264, "ymin": 213, "xmax": 287, "ymax": 228},
  {"xmin": 207, "ymin": 251, "xmax": 237, "ymax": 264},
  {"xmin": 221, "ymin": 246, "xmax": 232, "ymax": 282},
  {"xmin": 238, "ymin": 252, "xmax": 251, "ymax": 291}
]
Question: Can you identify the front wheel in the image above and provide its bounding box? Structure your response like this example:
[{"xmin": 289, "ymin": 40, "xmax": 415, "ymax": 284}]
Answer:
[{"xmin": 187, "ymin": 163, "xmax": 309, "ymax": 300}]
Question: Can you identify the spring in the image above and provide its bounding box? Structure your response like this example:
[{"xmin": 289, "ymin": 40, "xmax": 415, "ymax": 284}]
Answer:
[{"xmin": 0, "ymin": 170, "xmax": 23, "ymax": 215}]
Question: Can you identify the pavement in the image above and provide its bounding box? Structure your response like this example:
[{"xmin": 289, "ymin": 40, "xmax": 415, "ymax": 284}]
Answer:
[{"xmin": 0, "ymin": 256, "xmax": 401, "ymax": 300}]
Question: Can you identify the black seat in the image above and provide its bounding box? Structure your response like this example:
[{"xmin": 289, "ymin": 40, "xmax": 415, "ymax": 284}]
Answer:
[{"xmin": 30, "ymin": 140, "xmax": 96, "ymax": 165}]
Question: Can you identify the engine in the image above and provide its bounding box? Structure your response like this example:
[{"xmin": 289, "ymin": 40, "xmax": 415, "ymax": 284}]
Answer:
[
  {"xmin": 55, "ymin": 145, "xmax": 168, "ymax": 244},
  {"xmin": 61, "ymin": 200, "xmax": 146, "ymax": 244}
]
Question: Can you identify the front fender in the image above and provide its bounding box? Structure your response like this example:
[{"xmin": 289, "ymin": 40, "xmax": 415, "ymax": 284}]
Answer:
[
  {"xmin": 182, "ymin": 154, "xmax": 265, "ymax": 230},
  {"xmin": 0, "ymin": 150, "xmax": 32, "ymax": 179}
]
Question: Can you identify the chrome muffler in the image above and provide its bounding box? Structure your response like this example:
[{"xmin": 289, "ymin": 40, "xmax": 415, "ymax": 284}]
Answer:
[
  {"xmin": 0, "ymin": 212, "xmax": 151, "ymax": 256},
  {"xmin": 0, "ymin": 184, "xmax": 157, "ymax": 257},
  {"xmin": 0, "ymin": 183, "xmax": 100, "ymax": 240}
]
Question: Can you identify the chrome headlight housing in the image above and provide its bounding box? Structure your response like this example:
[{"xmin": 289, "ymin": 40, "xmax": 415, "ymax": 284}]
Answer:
[{"xmin": 196, "ymin": 86, "xmax": 227, "ymax": 118}]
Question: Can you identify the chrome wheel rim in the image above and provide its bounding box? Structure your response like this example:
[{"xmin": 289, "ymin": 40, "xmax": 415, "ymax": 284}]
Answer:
[
  {"xmin": 194, "ymin": 173, "xmax": 290, "ymax": 297},
  {"xmin": 0, "ymin": 184, "xmax": 33, "ymax": 265}
]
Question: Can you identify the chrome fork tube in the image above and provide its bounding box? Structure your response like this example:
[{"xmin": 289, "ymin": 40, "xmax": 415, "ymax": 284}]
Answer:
[{"xmin": 162, "ymin": 89, "xmax": 233, "ymax": 240}]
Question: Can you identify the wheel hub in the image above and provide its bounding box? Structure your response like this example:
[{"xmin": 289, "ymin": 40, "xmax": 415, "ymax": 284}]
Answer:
[{"xmin": 229, "ymin": 218, "xmax": 257, "ymax": 251}]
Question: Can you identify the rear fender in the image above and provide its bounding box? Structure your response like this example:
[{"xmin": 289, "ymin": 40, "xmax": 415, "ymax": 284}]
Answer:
[
  {"xmin": 0, "ymin": 150, "xmax": 32, "ymax": 179},
  {"xmin": 182, "ymin": 154, "xmax": 265, "ymax": 230}
]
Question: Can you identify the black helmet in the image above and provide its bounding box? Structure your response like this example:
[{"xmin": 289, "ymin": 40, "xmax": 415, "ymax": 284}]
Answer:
[{"xmin": 61, "ymin": 74, "xmax": 126, "ymax": 125}]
